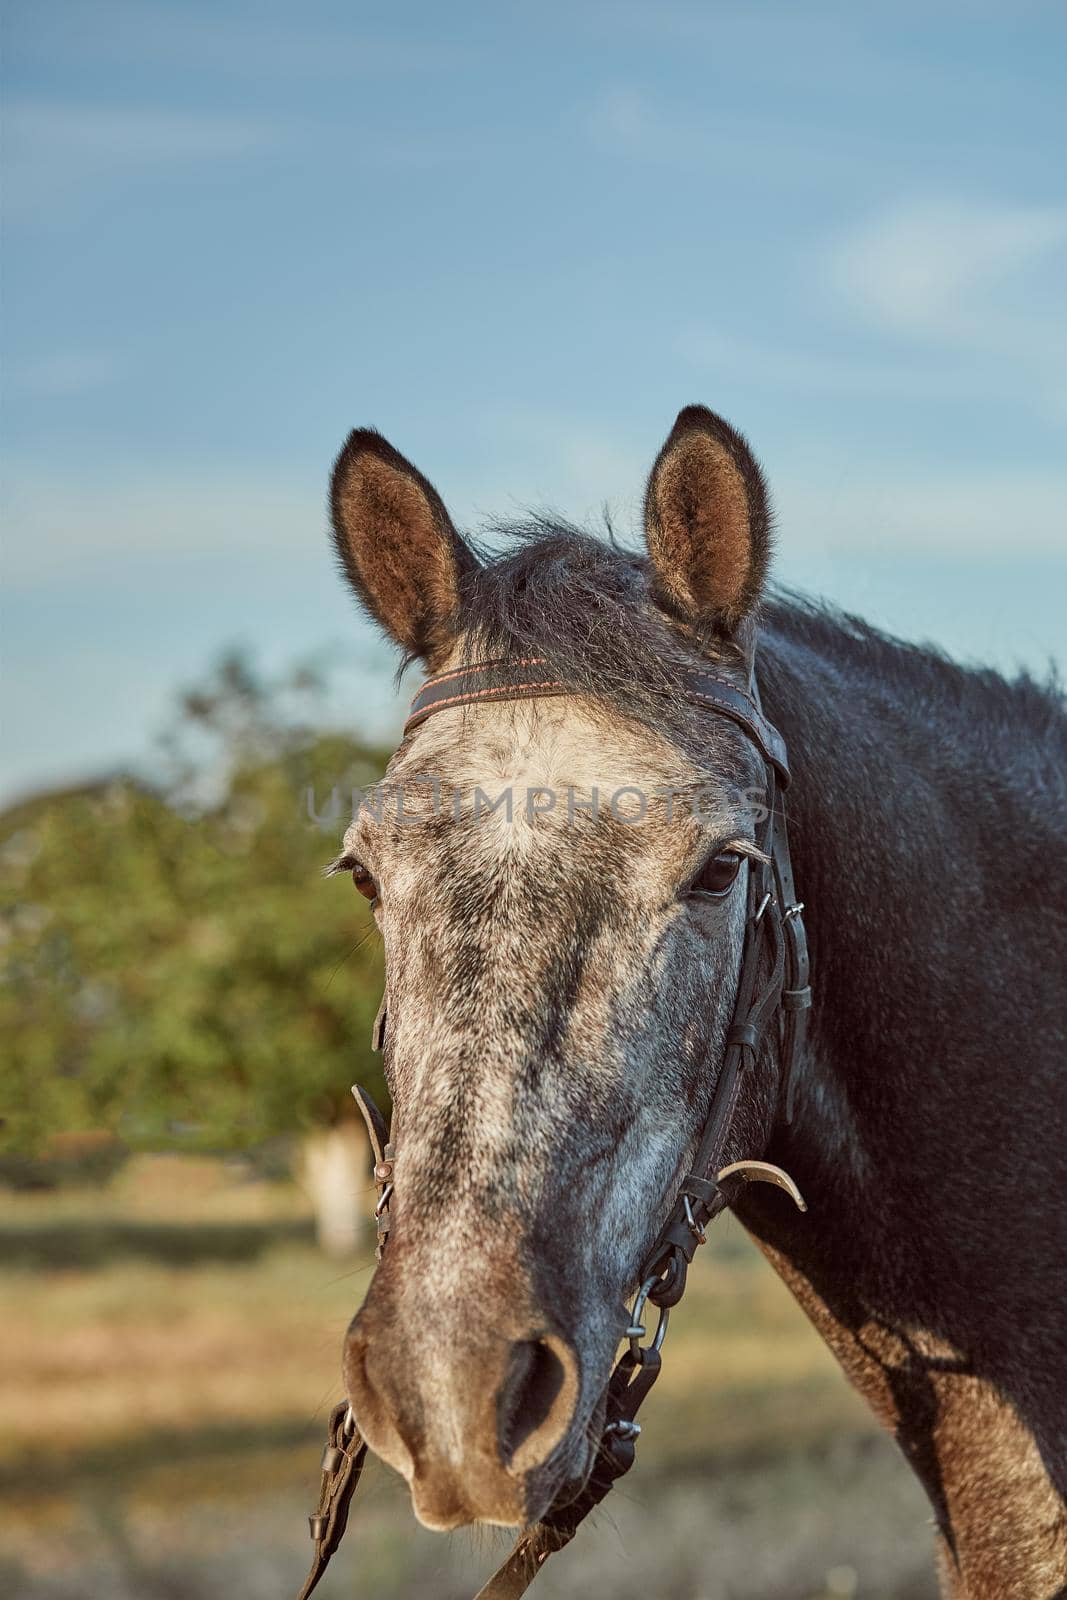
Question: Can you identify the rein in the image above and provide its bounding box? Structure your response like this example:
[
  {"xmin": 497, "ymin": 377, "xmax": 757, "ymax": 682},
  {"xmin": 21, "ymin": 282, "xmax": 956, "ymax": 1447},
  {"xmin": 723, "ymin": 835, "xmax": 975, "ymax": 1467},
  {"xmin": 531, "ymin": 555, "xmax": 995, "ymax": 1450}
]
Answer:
[{"xmin": 296, "ymin": 656, "xmax": 811, "ymax": 1600}]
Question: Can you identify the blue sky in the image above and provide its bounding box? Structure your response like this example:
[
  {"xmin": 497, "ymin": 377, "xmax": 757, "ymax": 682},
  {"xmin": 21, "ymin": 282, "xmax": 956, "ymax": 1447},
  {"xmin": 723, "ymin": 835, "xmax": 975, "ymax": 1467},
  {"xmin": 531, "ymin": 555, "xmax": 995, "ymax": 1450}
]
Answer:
[{"xmin": 3, "ymin": 0, "xmax": 1066, "ymax": 801}]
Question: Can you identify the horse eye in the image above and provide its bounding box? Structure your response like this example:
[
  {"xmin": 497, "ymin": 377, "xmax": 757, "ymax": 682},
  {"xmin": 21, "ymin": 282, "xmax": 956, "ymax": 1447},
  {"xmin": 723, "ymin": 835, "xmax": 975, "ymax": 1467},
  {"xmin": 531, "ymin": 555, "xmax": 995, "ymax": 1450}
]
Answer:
[
  {"xmin": 692, "ymin": 849, "xmax": 744, "ymax": 898},
  {"xmin": 352, "ymin": 865, "xmax": 379, "ymax": 902}
]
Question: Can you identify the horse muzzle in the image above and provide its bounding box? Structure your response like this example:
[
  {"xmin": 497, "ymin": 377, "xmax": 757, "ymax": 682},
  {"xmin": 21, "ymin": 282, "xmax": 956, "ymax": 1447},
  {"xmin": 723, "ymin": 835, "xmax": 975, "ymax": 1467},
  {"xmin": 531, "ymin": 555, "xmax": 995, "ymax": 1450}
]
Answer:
[{"xmin": 344, "ymin": 1283, "xmax": 584, "ymax": 1529}]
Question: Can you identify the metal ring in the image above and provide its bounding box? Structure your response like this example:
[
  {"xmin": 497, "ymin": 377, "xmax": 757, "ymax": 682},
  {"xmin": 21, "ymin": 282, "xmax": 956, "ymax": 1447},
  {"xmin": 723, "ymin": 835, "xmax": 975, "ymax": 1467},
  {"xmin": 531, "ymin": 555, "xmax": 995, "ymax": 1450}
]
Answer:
[
  {"xmin": 373, "ymin": 1183, "xmax": 394, "ymax": 1218},
  {"xmin": 627, "ymin": 1275, "xmax": 671, "ymax": 1362}
]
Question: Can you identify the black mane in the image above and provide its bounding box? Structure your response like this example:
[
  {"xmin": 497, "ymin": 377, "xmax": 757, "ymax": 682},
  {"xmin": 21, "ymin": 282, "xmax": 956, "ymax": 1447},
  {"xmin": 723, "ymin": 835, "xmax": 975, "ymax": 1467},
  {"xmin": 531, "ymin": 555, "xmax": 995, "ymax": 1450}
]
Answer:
[
  {"xmin": 448, "ymin": 521, "xmax": 1065, "ymax": 765},
  {"xmin": 765, "ymin": 590, "xmax": 1064, "ymax": 752}
]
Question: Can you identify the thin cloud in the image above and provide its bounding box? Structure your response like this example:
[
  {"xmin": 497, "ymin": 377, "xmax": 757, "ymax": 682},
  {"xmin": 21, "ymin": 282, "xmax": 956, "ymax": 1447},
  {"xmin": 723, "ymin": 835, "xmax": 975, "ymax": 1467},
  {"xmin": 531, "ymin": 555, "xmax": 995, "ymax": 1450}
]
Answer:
[
  {"xmin": 676, "ymin": 326, "xmax": 985, "ymax": 402},
  {"xmin": 819, "ymin": 198, "xmax": 1067, "ymax": 423},
  {"xmin": 12, "ymin": 1, "xmax": 476, "ymax": 80},
  {"xmin": 827, "ymin": 197, "xmax": 1067, "ymax": 337},
  {"xmin": 583, "ymin": 84, "xmax": 868, "ymax": 189},
  {"xmin": 776, "ymin": 470, "xmax": 1067, "ymax": 560},
  {"xmin": 4, "ymin": 99, "xmax": 280, "ymax": 212},
  {"xmin": 15, "ymin": 350, "xmax": 127, "ymax": 398},
  {"xmin": 2, "ymin": 467, "xmax": 316, "ymax": 585}
]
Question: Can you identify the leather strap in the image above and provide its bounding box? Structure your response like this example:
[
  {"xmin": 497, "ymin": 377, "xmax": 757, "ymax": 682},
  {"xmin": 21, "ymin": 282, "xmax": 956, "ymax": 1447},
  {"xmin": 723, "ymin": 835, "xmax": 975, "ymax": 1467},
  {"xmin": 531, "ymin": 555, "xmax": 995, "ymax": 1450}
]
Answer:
[
  {"xmin": 767, "ymin": 791, "xmax": 811, "ymax": 1123},
  {"xmin": 472, "ymin": 1526, "xmax": 576, "ymax": 1600},
  {"xmin": 296, "ymin": 1400, "xmax": 369, "ymax": 1600},
  {"xmin": 353, "ymin": 1085, "xmax": 394, "ymax": 1258},
  {"xmin": 678, "ymin": 669, "xmax": 790, "ymax": 785},
  {"xmin": 639, "ymin": 768, "xmax": 789, "ymax": 1312},
  {"xmin": 404, "ymin": 660, "xmax": 789, "ymax": 786}
]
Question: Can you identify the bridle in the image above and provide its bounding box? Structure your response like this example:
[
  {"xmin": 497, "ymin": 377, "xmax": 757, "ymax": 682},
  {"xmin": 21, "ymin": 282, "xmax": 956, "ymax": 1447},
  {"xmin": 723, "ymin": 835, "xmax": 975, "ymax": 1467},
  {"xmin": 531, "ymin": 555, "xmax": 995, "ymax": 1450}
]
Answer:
[{"xmin": 296, "ymin": 654, "xmax": 812, "ymax": 1600}]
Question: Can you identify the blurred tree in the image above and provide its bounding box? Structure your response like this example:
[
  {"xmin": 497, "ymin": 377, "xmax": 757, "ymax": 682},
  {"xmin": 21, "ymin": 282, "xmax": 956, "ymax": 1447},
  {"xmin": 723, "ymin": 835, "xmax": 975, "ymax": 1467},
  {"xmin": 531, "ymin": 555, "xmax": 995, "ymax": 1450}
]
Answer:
[{"xmin": 0, "ymin": 653, "xmax": 390, "ymax": 1254}]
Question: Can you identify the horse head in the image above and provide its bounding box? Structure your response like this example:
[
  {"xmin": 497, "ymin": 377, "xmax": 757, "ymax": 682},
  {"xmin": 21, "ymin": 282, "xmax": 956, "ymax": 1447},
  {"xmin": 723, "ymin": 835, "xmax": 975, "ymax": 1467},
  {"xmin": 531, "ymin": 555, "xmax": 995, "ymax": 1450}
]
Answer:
[{"xmin": 329, "ymin": 407, "xmax": 785, "ymax": 1531}]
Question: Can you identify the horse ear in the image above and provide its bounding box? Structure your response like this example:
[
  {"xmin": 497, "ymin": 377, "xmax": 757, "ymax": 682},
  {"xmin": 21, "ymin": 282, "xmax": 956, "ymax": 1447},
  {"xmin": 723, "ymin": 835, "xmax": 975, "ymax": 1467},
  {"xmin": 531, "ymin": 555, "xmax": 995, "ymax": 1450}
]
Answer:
[
  {"xmin": 330, "ymin": 429, "xmax": 478, "ymax": 659},
  {"xmin": 643, "ymin": 405, "xmax": 772, "ymax": 635}
]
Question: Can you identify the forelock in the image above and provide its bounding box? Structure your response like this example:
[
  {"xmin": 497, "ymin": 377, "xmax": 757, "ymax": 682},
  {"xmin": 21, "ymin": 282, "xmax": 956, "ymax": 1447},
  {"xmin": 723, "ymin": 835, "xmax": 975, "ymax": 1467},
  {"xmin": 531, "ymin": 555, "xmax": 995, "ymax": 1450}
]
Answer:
[{"xmin": 441, "ymin": 520, "xmax": 747, "ymax": 750}]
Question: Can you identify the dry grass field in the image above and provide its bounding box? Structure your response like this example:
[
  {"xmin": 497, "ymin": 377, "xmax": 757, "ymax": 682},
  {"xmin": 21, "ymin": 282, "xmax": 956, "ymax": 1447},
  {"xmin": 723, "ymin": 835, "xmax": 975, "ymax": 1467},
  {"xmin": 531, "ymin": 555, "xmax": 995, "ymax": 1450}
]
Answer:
[{"xmin": 0, "ymin": 1158, "xmax": 938, "ymax": 1600}]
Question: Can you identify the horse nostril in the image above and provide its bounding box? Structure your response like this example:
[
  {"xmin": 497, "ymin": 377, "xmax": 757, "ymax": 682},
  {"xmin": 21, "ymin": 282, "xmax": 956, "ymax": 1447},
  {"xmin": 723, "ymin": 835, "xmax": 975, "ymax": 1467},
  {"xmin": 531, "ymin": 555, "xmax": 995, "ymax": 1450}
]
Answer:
[{"xmin": 496, "ymin": 1337, "xmax": 568, "ymax": 1470}]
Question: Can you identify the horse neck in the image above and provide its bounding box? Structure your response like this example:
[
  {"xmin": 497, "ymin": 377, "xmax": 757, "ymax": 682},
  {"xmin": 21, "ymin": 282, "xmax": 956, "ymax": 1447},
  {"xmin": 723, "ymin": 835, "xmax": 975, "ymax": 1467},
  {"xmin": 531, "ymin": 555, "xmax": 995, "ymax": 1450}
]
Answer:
[
  {"xmin": 739, "ymin": 607, "xmax": 1067, "ymax": 1580},
  {"xmin": 745, "ymin": 608, "xmax": 1064, "ymax": 1364}
]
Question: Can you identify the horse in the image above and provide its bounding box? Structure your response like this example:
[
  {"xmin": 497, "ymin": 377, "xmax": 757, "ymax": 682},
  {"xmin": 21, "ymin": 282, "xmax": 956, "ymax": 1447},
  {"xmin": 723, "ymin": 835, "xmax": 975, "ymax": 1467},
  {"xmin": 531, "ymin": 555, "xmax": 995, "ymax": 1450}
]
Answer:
[{"xmin": 317, "ymin": 406, "xmax": 1066, "ymax": 1599}]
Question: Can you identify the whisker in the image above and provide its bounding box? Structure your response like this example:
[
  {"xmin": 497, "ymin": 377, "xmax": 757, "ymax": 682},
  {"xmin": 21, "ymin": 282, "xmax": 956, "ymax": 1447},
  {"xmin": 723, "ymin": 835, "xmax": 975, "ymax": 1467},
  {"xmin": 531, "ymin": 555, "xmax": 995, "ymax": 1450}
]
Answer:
[{"xmin": 324, "ymin": 927, "xmax": 381, "ymax": 989}]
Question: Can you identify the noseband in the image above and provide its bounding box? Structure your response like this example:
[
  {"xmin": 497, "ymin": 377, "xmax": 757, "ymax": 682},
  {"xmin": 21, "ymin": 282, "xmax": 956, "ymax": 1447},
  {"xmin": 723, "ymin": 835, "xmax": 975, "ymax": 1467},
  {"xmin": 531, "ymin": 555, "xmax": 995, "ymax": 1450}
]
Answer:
[{"xmin": 297, "ymin": 656, "xmax": 812, "ymax": 1600}]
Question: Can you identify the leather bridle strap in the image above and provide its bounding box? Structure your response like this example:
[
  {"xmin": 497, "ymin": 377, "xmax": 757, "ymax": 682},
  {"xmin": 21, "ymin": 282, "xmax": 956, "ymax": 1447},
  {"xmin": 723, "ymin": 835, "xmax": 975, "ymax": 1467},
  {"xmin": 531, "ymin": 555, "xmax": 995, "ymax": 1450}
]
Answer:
[
  {"xmin": 471, "ymin": 1525, "xmax": 576, "ymax": 1600},
  {"xmin": 296, "ymin": 1400, "xmax": 369, "ymax": 1600},
  {"xmin": 404, "ymin": 658, "xmax": 790, "ymax": 787},
  {"xmin": 296, "ymin": 655, "xmax": 811, "ymax": 1600}
]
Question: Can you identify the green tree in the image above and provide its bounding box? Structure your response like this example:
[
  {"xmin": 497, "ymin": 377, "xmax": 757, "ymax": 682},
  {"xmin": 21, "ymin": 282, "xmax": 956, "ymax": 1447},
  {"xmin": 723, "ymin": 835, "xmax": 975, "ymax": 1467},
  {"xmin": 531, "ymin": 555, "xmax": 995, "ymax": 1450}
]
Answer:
[{"xmin": 0, "ymin": 654, "xmax": 390, "ymax": 1252}]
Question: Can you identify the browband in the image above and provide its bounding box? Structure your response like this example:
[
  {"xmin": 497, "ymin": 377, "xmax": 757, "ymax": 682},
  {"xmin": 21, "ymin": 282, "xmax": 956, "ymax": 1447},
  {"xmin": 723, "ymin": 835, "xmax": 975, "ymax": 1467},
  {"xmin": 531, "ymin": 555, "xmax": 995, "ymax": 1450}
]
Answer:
[{"xmin": 404, "ymin": 658, "xmax": 790, "ymax": 786}]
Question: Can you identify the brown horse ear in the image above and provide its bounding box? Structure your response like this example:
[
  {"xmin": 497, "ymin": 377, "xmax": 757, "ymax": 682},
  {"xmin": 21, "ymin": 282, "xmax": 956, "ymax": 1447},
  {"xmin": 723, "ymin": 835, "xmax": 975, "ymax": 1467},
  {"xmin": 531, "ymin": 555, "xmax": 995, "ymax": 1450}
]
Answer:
[
  {"xmin": 330, "ymin": 429, "xmax": 478, "ymax": 659},
  {"xmin": 643, "ymin": 405, "xmax": 772, "ymax": 635}
]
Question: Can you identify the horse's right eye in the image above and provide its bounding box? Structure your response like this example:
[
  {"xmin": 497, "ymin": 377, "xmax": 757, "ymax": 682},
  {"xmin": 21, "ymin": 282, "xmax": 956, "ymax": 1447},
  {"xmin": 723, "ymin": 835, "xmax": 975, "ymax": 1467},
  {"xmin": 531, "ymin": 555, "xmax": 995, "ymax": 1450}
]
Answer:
[
  {"xmin": 691, "ymin": 849, "xmax": 744, "ymax": 898},
  {"xmin": 352, "ymin": 865, "xmax": 379, "ymax": 902}
]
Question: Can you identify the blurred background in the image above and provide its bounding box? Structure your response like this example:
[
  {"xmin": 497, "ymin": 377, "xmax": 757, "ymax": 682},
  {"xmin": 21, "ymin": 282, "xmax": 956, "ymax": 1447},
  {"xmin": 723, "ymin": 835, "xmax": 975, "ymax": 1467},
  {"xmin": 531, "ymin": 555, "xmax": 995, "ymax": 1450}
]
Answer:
[{"xmin": 2, "ymin": 3, "xmax": 1065, "ymax": 1597}]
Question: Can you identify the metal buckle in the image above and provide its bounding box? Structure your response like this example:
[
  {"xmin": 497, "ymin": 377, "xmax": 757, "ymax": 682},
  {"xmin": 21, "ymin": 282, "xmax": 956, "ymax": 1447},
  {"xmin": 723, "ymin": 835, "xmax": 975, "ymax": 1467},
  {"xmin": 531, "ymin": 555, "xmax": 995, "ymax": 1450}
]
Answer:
[
  {"xmin": 682, "ymin": 1193, "xmax": 707, "ymax": 1244},
  {"xmin": 603, "ymin": 1418, "xmax": 642, "ymax": 1441}
]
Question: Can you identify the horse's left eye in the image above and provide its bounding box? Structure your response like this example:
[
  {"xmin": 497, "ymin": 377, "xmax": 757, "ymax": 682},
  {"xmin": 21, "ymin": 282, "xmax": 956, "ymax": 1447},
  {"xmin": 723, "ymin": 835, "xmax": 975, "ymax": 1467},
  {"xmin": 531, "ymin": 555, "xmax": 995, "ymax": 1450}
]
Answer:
[
  {"xmin": 692, "ymin": 850, "xmax": 744, "ymax": 897},
  {"xmin": 352, "ymin": 865, "xmax": 379, "ymax": 902}
]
